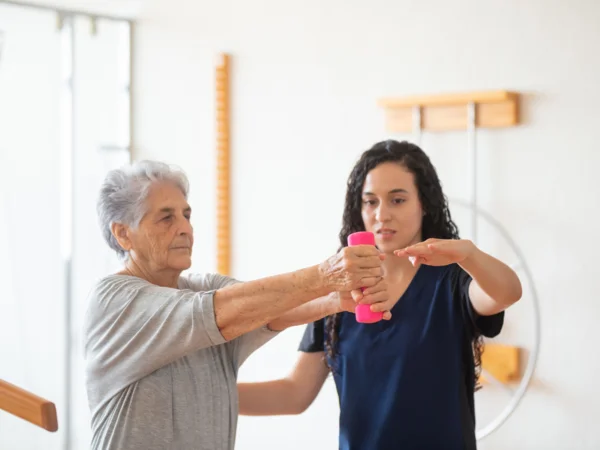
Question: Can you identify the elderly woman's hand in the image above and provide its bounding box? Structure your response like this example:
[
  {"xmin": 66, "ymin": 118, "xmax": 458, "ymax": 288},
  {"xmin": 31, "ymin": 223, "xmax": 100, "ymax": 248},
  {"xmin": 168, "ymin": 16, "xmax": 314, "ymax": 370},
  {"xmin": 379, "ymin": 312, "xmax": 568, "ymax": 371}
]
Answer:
[{"xmin": 318, "ymin": 245, "xmax": 385, "ymax": 292}]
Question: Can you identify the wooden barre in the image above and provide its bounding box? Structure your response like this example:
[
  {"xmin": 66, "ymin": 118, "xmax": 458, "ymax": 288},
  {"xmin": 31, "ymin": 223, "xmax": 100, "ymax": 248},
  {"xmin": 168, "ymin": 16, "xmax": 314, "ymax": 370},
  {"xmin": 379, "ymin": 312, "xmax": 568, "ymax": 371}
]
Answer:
[{"xmin": 0, "ymin": 378, "xmax": 58, "ymax": 432}]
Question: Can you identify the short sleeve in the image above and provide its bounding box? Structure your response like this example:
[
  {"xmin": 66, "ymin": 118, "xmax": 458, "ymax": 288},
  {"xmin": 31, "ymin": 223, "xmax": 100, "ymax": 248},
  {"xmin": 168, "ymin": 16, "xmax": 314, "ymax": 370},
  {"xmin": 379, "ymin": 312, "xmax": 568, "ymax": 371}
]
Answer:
[
  {"xmin": 180, "ymin": 272, "xmax": 238, "ymax": 292},
  {"xmin": 84, "ymin": 275, "xmax": 228, "ymax": 407},
  {"xmin": 298, "ymin": 319, "xmax": 326, "ymax": 353},
  {"xmin": 455, "ymin": 266, "xmax": 504, "ymax": 338},
  {"xmin": 181, "ymin": 273, "xmax": 279, "ymax": 369}
]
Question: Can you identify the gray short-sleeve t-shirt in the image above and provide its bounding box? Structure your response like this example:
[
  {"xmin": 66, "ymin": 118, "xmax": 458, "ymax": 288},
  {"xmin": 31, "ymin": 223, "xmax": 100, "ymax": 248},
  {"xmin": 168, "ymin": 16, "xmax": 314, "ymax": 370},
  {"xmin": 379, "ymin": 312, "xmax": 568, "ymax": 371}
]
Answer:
[{"xmin": 83, "ymin": 272, "xmax": 278, "ymax": 450}]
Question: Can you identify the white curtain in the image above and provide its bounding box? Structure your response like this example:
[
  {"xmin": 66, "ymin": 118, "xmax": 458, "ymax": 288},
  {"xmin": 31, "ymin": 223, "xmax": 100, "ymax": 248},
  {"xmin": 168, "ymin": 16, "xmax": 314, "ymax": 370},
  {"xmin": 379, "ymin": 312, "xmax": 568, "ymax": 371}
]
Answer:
[
  {"xmin": 0, "ymin": 5, "xmax": 65, "ymax": 450},
  {"xmin": 0, "ymin": 5, "xmax": 130, "ymax": 449}
]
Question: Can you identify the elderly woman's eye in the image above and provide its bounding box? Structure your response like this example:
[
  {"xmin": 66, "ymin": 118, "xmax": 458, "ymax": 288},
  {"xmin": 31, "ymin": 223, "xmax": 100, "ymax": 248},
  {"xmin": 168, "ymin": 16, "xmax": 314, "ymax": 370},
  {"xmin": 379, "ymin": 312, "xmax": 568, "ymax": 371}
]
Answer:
[{"xmin": 162, "ymin": 215, "xmax": 173, "ymax": 221}]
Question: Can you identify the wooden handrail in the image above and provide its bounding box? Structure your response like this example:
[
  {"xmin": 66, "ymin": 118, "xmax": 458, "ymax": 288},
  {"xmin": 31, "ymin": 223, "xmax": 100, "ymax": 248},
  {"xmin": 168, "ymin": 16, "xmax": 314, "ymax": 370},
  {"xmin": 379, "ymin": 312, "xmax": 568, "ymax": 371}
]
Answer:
[{"xmin": 0, "ymin": 378, "xmax": 58, "ymax": 432}]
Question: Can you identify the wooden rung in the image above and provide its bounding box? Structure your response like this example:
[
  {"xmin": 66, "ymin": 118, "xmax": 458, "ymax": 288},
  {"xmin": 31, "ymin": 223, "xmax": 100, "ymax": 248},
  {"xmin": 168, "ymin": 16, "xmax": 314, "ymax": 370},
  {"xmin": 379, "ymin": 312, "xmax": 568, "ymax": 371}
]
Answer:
[
  {"xmin": 379, "ymin": 90, "xmax": 520, "ymax": 132},
  {"xmin": 479, "ymin": 343, "xmax": 521, "ymax": 384},
  {"xmin": 0, "ymin": 379, "xmax": 58, "ymax": 432}
]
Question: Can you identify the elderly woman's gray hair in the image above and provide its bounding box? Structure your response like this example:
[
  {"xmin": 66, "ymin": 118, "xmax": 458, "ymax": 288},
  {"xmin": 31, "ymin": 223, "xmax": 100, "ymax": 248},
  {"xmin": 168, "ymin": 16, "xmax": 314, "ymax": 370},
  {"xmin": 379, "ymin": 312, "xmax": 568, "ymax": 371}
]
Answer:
[{"xmin": 97, "ymin": 160, "xmax": 190, "ymax": 258}]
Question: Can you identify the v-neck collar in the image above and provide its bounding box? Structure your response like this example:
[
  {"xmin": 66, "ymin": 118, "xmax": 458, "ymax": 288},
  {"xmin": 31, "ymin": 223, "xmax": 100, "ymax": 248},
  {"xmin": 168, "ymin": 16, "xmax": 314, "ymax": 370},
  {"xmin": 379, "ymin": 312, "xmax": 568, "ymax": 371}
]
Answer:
[{"xmin": 388, "ymin": 264, "xmax": 429, "ymax": 315}]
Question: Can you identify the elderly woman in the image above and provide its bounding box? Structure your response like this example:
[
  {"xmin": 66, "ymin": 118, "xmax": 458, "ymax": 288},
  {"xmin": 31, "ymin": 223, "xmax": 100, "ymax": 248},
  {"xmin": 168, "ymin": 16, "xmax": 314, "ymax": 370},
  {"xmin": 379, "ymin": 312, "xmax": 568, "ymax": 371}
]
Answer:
[{"xmin": 83, "ymin": 160, "xmax": 387, "ymax": 450}]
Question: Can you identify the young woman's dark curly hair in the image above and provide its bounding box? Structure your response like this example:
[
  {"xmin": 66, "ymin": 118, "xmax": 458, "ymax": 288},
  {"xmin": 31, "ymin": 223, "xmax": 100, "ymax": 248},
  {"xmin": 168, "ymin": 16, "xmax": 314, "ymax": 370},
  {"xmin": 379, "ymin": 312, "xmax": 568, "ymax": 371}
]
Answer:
[{"xmin": 324, "ymin": 139, "xmax": 484, "ymax": 389}]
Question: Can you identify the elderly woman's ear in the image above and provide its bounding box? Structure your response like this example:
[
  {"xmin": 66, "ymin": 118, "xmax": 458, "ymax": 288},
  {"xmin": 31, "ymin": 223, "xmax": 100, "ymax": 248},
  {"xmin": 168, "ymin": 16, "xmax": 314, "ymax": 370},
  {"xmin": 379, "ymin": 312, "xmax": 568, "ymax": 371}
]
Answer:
[{"xmin": 111, "ymin": 223, "xmax": 131, "ymax": 252}]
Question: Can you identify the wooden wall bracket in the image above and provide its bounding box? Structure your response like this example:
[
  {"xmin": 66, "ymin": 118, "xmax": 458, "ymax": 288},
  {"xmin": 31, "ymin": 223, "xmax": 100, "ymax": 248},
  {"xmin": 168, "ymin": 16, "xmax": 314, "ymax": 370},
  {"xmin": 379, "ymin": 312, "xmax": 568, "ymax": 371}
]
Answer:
[
  {"xmin": 480, "ymin": 343, "xmax": 521, "ymax": 384},
  {"xmin": 378, "ymin": 90, "xmax": 520, "ymax": 132}
]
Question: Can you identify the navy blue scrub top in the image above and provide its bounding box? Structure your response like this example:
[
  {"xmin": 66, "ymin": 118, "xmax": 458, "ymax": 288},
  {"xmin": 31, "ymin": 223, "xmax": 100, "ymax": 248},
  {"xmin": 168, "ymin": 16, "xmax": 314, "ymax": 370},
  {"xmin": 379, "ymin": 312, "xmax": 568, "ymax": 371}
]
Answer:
[{"xmin": 299, "ymin": 264, "xmax": 504, "ymax": 450}]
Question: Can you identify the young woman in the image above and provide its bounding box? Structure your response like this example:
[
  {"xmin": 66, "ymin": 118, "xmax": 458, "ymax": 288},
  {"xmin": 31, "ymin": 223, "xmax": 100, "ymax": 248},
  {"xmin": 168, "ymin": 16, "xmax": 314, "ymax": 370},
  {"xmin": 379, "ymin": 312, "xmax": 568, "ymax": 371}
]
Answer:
[{"xmin": 237, "ymin": 140, "xmax": 522, "ymax": 450}]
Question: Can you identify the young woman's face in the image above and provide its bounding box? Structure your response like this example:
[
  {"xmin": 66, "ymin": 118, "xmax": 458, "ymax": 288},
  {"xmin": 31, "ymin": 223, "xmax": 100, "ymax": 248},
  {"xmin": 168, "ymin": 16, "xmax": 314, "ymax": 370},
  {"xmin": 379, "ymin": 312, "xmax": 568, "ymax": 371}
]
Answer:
[{"xmin": 361, "ymin": 162, "xmax": 423, "ymax": 254}]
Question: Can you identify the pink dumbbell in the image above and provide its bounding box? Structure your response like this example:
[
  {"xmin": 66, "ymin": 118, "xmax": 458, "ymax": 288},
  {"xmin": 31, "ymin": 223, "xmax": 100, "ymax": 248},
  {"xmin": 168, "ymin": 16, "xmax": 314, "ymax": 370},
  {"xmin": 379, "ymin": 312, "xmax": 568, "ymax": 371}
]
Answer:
[{"xmin": 347, "ymin": 231, "xmax": 384, "ymax": 324}]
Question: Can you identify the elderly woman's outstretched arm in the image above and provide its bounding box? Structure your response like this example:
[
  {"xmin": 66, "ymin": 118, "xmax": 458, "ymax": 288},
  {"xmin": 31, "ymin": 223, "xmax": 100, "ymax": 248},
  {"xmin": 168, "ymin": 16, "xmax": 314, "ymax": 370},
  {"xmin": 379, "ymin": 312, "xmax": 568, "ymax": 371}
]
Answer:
[
  {"xmin": 84, "ymin": 246, "xmax": 382, "ymax": 402},
  {"xmin": 213, "ymin": 246, "xmax": 382, "ymax": 340}
]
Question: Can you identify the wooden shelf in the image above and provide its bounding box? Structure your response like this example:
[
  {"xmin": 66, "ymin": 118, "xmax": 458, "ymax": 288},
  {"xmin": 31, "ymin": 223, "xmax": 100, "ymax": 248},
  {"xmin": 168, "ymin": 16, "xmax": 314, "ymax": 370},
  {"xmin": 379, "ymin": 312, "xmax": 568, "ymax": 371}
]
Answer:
[
  {"xmin": 0, "ymin": 379, "xmax": 58, "ymax": 432},
  {"xmin": 480, "ymin": 343, "xmax": 521, "ymax": 384},
  {"xmin": 378, "ymin": 90, "xmax": 520, "ymax": 132}
]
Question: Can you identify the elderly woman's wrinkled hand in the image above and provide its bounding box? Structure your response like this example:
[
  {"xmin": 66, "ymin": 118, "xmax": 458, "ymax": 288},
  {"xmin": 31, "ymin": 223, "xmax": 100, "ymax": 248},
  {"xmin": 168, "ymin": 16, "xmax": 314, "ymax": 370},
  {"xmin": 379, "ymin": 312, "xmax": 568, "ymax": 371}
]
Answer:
[{"xmin": 319, "ymin": 245, "xmax": 385, "ymax": 292}]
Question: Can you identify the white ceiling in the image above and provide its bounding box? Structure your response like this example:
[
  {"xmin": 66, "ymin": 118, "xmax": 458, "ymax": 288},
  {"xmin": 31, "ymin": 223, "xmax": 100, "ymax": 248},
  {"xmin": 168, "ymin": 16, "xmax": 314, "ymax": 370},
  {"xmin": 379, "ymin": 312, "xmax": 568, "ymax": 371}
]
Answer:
[{"xmin": 4, "ymin": 0, "xmax": 145, "ymax": 19}]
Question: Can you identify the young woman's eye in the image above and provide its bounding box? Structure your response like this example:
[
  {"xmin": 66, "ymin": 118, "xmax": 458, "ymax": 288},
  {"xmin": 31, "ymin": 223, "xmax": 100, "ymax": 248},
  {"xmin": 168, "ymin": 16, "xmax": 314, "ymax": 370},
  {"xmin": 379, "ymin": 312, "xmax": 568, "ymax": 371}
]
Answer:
[
  {"xmin": 362, "ymin": 199, "xmax": 377, "ymax": 206},
  {"xmin": 393, "ymin": 198, "xmax": 406, "ymax": 204}
]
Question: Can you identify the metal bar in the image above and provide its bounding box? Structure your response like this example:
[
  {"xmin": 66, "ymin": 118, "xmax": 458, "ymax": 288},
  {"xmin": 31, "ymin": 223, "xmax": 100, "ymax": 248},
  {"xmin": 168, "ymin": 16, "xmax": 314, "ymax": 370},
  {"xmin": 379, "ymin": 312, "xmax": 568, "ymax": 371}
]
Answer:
[
  {"xmin": 63, "ymin": 259, "xmax": 72, "ymax": 450},
  {"xmin": 450, "ymin": 198, "xmax": 541, "ymax": 441},
  {"xmin": 128, "ymin": 21, "xmax": 134, "ymax": 162},
  {"xmin": 0, "ymin": 0, "xmax": 134, "ymax": 23},
  {"xmin": 64, "ymin": 15, "xmax": 75, "ymax": 450},
  {"xmin": 467, "ymin": 102, "xmax": 477, "ymax": 243},
  {"xmin": 412, "ymin": 105, "xmax": 422, "ymax": 146}
]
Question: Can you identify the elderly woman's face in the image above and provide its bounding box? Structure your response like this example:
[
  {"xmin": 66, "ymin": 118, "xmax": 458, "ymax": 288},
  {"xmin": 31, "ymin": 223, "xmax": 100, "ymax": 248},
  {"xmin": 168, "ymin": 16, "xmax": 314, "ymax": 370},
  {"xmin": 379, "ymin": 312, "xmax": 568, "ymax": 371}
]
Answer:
[{"xmin": 127, "ymin": 182, "xmax": 194, "ymax": 272}]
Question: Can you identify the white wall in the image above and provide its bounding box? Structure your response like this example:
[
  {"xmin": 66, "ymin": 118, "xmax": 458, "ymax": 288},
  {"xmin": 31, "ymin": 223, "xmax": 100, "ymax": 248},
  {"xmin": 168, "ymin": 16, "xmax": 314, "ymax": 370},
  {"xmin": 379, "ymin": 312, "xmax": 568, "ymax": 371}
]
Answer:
[{"xmin": 133, "ymin": 0, "xmax": 600, "ymax": 449}]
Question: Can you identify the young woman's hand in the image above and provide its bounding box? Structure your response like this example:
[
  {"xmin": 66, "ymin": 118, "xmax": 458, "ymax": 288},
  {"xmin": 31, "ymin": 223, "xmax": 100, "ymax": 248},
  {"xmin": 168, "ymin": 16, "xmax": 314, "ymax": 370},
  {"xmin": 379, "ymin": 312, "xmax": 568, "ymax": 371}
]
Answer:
[
  {"xmin": 394, "ymin": 238, "xmax": 476, "ymax": 268},
  {"xmin": 336, "ymin": 277, "xmax": 393, "ymax": 320}
]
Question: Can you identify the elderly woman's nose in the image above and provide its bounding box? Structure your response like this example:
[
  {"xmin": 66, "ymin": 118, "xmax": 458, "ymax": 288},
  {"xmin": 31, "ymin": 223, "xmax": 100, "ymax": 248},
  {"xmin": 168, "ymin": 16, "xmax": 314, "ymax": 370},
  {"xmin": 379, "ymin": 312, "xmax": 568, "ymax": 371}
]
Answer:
[{"xmin": 178, "ymin": 215, "xmax": 193, "ymax": 235}]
